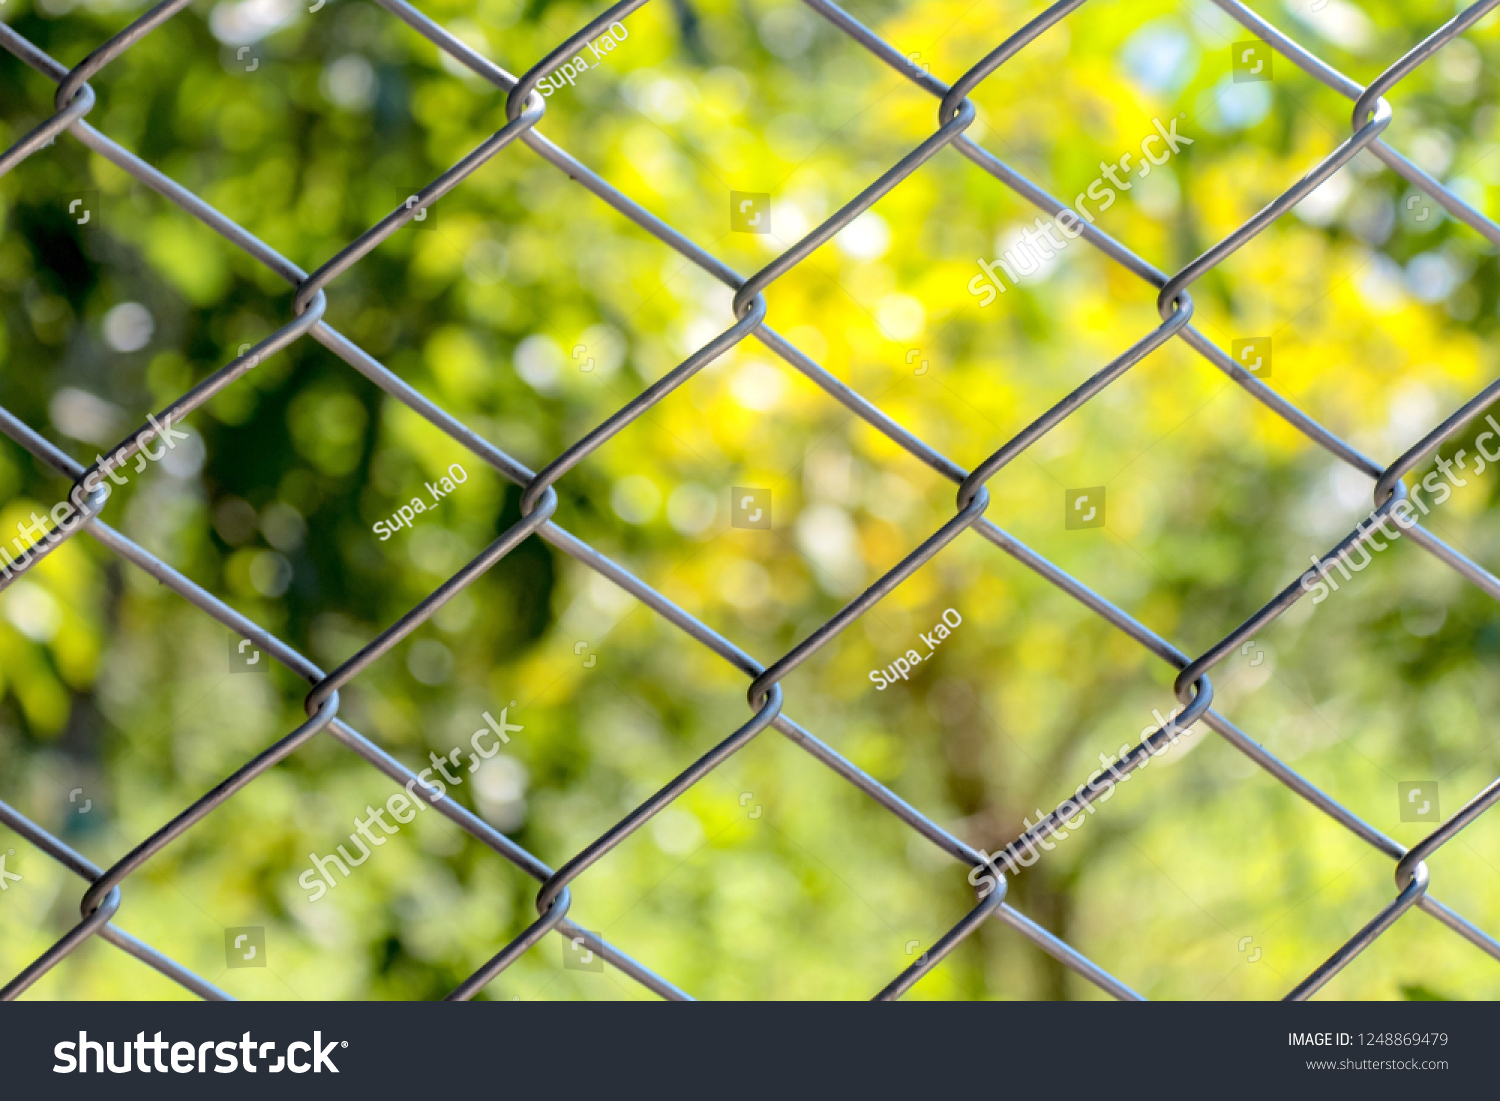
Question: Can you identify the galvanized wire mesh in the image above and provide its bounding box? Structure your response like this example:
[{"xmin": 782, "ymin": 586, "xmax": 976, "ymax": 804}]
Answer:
[{"xmin": 2, "ymin": 0, "xmax": 1499, "ymax": 1002}]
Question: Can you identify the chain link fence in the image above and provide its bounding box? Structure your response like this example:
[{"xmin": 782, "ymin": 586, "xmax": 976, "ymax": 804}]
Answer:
[{"xmin": 1, "ymin": 0, "xmax": 1498, "ymax": 1001}]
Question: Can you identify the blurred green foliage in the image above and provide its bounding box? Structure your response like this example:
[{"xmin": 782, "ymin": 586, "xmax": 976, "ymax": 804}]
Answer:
[{"xmin": 1, "ymin": 0, "xmax": 1499, "ymax": 1000}]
